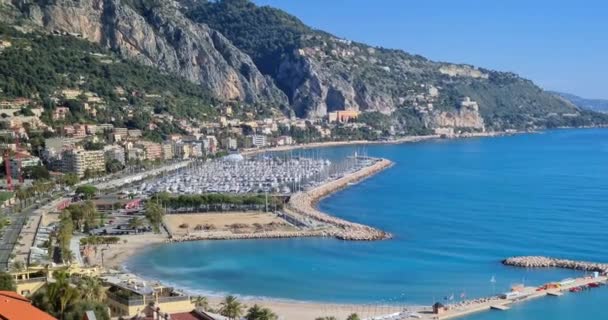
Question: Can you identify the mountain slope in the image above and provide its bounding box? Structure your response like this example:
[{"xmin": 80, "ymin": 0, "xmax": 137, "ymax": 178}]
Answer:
[
  {"xmin": 1, "ymin": 0, "xmax": 607, "ymax": 133},
  {"xmin": 183, "ymin": 0, "xmax": 608, "ymax": 130},
  {"xmin": 1, "ymin": 0, "xmax": 287, "ymax": 106},
  {"xmin": 550, "ymin": 92, "xmax": 608, "ymax": 113}
]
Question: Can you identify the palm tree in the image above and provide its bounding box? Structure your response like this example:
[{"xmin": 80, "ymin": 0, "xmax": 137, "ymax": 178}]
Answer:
[
  {"xmin": 219, "ymin": 295, "xmax": 244, "ymax": 320},
  {"xmin": 245, "ymin": 304, "xmax": 277, "ymax": 320},
  {"xmin": 78, "ymin": 276, "xmax": 106, "ymax": 302},
  {"xmin": 191, "ymin": 295, "xmax": 209, "ymax": 310},
  {"xmin": 347, "ymin": 314, "xmax": 360, "ymax": 320},
  {"xmin": 59, "ymin": 286, "xmax": 80, "ymax": 315}
]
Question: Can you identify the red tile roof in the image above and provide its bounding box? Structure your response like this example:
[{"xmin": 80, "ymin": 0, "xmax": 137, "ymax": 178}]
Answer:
[
  {"xmin": 169, "ymin": 311, "xmax": 206, "ymax": 320},
  {"xmin": 0, "ymin": 291, "xmax": 57, "ymax": 320}
]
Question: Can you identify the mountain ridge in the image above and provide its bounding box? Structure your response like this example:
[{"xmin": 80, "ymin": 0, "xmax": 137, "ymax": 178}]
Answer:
[
  {"xmin": 550, "ymin": 91, "xmax": 608, "ymax": 113},
  {"xmin": 1, "ymin": 0, "xmax": 607, "ymax": 133}
]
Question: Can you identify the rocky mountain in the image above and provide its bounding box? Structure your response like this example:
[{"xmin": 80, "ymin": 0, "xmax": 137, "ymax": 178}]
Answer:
[
  {"xmin": 1, "ymin": 0, "xmax": 607, "ymax": 132},
  {"xmin": 550, "ymin": 92, "xmax": 608, "ymax": 113},
  {"xmin": 0, "ymin": 0, "xmax": 287, "ymax": 106},
  {"xmin": 184, "ymin": 0, "xmax": 608, "ymax": 131}
]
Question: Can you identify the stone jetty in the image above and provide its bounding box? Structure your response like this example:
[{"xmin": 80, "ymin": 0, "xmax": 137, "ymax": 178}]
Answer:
[
  {"xmin": 285, "ymin": 158, "xmax": 393, "ymax": 241},
  {"xmin": 503, "ymin": 256, "xmax": 608, "ymax": 273}
]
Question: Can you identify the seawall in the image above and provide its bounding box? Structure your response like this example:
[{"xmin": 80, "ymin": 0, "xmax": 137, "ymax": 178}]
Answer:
[
  {"xmin": 285, "ymin": 158, "xmax": 393, "ymax": 241},
  {"xmin": 503, "ymin": 256, "xmax": 608, "ymax": 273}
]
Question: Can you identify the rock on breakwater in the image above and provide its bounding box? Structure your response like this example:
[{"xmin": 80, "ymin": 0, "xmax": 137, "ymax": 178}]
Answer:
[
  {"xmin": 285, "ymin": 158, "xmax": 393, "ymax": 241},
  {"xmin": 503, "ymin": 256, "xmax": 608, "ymax": 273}
]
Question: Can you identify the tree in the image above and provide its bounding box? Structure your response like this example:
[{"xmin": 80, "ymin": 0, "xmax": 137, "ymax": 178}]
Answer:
[
  {"xmin": 75, "ymin": 185, "xmax": 98, "ymax": 200},
  {"xmin": 23, "ymin": 165, "xmax": 51, "ymax": 180},
  {"xmin": 245, "ymin": 304, "xmax": 277, "ymax": 320},
  {"xmin": 219, "ymin": 295, "xmax": 244, "ymax": 320},
  {"xmin": 0, "ymin": 271, "xmax": 16, "ymax": 291},
  {"xmin": 128, "ymin": 217, "xmax": 144, "ymax": 230},
  {"xmin": 58, "ymin": 212, "xmax": 74, "ymax": 263},
  {"xmin": 62, "ymin": 301, "xmax": 110, "ymax": 320},
  {"xmin": 191, "ymin": 295, "xmax": 209, "ymax": 310},
  {"xmin": 145, "ymin": 202, "xmax": 165, "ymax": 233},
  {"xmin": 77, "ymin": 276, "xmax": 106, "ymax": 302},
  {"xmin": 347, "ymin": 314, "xmax": 360, "ymax": 320},
  {"xmin": 105, "ymin": 159, "xmax": 124, "ymax": 173},
  {"xmin": 59, "ymin": 173, "xmax": 80, "ymax": 187}
]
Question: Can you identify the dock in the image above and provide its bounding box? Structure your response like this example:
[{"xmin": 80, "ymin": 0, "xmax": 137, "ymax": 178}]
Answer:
[{"xmin": 411, "ymin": 275, "xmax": 608, "ymax": 320}]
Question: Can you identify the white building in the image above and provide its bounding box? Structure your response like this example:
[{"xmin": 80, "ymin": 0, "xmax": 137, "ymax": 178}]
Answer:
[{"xmin": 250, "ymin": 135, "xmax": 267, "ymax": 148}]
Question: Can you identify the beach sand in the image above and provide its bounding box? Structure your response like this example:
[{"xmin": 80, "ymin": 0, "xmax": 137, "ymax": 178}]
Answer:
[
  {"xmin": 164, "ymin": 212, "xmax": 295, "ymax": 237},
  {"xmin": 85, "ymin": 232, "xmax": 167, "ymax": 269},
  {"xmin": 206, "ymin": 296, "xmax": 415, "ymax": 320}
]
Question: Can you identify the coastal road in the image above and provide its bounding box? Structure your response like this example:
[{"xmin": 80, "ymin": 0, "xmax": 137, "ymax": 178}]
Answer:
[{"xmin": 0, "ymin": 195, "xmax": 61, "ymax": 271}]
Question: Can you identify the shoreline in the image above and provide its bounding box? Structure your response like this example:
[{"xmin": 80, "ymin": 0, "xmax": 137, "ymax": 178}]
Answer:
[
  {"xmin": 165, "ymin": 157, "xmax": 394, "ymax": 243},
  {"xmin": 240, "ymin": 130, "xmax": 524, "ymax": 156}
]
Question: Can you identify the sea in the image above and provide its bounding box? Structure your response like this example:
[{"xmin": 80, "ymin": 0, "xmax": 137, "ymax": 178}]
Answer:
[{"xmin": 126, "ymin": 128, "xmax": 608, "ymax": 320}]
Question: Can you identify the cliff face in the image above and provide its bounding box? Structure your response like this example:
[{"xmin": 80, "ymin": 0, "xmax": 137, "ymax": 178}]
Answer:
[
  {"xmin": 182, "ymin": 0, "xmax": 594, "ymax": 131},
  {"xmin": 276, "ymin": 48, "xmax": 396, "ymax": 118},
  {"xmin": 5, "ymin": 0, "xmax": 287, "ymax": 106}
]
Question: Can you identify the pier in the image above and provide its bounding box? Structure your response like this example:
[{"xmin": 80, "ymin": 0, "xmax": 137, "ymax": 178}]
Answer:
[{"xmin": 366, "ymin": 257, "xmax": 608, "ymax": 320}]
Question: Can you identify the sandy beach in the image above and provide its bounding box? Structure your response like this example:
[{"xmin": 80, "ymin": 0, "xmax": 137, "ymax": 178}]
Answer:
[
  {"xmin": 204, "ymin": 296, "xmax": 418, "ymax": 320},
  {"xmin": 164, "ymin": 212, "xmax": 296, "ymax": 237},
  {"xmin": 85, "ymin": 232, "xmax": 167, "ymax": 269}
]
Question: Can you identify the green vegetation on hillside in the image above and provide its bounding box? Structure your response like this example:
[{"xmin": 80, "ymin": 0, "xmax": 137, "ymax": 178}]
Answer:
[
  {"xmin": 186, "ymin": 0, "xmax": 311, "ymax": 75},
  {"xmin": 0, "ymin": 23, "xmax": 217, "ymax": 124}
]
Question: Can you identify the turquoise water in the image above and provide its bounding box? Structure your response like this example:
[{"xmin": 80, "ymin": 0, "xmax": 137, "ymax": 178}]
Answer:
[{"xmin": 127, "ymin": 128, "xmax": 608, "ymax": 319}]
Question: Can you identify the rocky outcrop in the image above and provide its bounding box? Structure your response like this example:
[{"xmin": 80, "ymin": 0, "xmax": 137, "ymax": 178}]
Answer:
[
  {"xmin": 433, "ymin": 97, "xmax": 485, "ymax": 131},
  {"xmin": 7, "ymin": 0, "xmax": 287, "ymax": 105},
  {"xmin": 277, "ymin": 48, "xmax": 396, "ymax": 118}
]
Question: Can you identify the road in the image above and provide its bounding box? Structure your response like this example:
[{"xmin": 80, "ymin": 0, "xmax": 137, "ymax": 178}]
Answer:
[{"xmin": 0, "ymin": 195, "xmax": 61, "ymax": 271}]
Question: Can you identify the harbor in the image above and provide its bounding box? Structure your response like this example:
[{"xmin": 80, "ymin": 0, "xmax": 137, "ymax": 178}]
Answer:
[{"xmin": 162, "ymin": 156, "xmax": 394, "ymax": 242}]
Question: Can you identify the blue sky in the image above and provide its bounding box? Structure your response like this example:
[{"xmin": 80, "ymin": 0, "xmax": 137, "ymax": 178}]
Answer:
[{"xmin": 254, "ymin": 0, "xmax": 607, "ymax": 99}]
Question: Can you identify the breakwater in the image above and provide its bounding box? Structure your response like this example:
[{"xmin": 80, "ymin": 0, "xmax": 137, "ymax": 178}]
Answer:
[
  {"xmin": 285, "ymin": 158, "xmax": 393, "ymax": 241},
  {"xmin": 502, "ymin": 256, "xmax": 608, "ymax": 273}
]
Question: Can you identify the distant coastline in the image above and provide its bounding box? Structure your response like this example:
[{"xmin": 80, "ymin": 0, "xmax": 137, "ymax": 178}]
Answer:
[{"xmin": 241, "ymin": 130, "xmax": 525, "ymax": 156}]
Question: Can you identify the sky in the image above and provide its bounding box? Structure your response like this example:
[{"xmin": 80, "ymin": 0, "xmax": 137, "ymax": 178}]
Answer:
[{"xmin": 254, "ymin": 0, "xmax": 607, "ymax": 99}]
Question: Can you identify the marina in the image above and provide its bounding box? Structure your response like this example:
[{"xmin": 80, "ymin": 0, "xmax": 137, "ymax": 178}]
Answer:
[{"xmin": 134, "ymin": 153, "xmax": 378, "ymax": 196}]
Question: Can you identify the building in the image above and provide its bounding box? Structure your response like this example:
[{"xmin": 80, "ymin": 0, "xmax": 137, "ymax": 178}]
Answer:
[
  {"xmin": 173, "ymin": 144, "xmax": 191, "ymax": 160},
  {"xmin": 103, "ymin": 275, "xmax": 193, "ymax": 318},
  {"xmin": 136, "ymin": 141, "xmax": 162, "ymax": 160},
  {"xmin": 61, "ymin": 148, "xmax": 105, "ymax": 177},
  {"xmin": 9, "ymin": 155, "xmax": 41, "ymax": 178},
  {"xmin": 128, "ymin": 129, "xmax": 142, "ymax": 138},
  {"xmin": 10, "ymin": 268, "xmax": 48, "ymax": 297},
  {"xmin": 104, "ymin": 145, "xmax": 126, "ymax": 164},
  {"xmin": 275, "ymin": 135, "xmax": 293, "ymax": 146},
  {"xmin": 0, "ymin": 291, "xmax": 57, "ymax": 320},
  {"xmin": 73, "ymin": 124, "xmax": 87, "ymax": 138},
  {"xmin": 328, "ymin": 110, "xmax": 360, "ymax": 123},
  {"xmin": 161, "ymin": 143, "xmax": 174, "ymax": 160},
  {"xmin": 249, "ymin": 134, "xmax": 267, "ymax": 148},
  {"xmin": 190, "ymin": 143, "xmax": 204, "ymax": 158},
  {"xmin": 127, "ymin": 147, "xmax": 146, "ymax": 162},
  {"xmin": 52, "ymin": 107, "xmax": 70, "ymax": 120},
  {"xmin": 202, "ymin": 136, "xmax": 218, "ymax": 154},
  {"xmin": 222, "ymin": 137, "xmax": 238, "ymax": 150}
]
